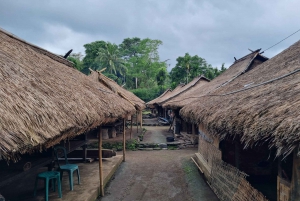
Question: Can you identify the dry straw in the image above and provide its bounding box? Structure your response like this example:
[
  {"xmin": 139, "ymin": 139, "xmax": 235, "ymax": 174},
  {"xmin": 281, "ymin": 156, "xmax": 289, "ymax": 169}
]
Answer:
[
  {"xmin": 0, "ymin": 28, "xmax": 135, "ymax": 161},
  {"xmin": 180, "ymin": 41, "xmax": 300, "ymax": 157}
]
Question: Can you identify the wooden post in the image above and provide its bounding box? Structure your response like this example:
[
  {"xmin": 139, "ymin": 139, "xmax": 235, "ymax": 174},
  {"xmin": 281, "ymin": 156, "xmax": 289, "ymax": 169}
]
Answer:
[
  {"xmin": 140, "ymin": 110, "xmax": 143, "ymax": 130},
  {"xmin": 234, "ymin": 141, "xmax": 240, "ymax": 169},
  {"xmin": 192, "ymin": 124, "xmax": 195, "ymax": 146},
  {"xmin": 291, "ymin": 149, "xmax": 300, "ymax": 200},
  {"xmin": 136, "ymin": 111, "xmax": 138, "ymax": 133},
  {"xmin": 98, "ymin": 127, "xmax": 104, "ymax": 196},
  {"xmin": 130, "ymin": 115, "xmax": 133, "ymax": 139},
  {"xmin": 123, "ymin": 118, "xmax": 126, "ymax": 162}
]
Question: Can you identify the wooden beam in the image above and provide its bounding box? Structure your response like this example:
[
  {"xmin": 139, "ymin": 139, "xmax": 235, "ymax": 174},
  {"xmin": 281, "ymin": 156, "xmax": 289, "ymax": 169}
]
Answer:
[
  {"xmin": 98, "ymin": 127, "xmax": 104, "ymax": 196},
  {"xmin": 123, "ymin": 118, "xmax": 126, "ymax": 162}
]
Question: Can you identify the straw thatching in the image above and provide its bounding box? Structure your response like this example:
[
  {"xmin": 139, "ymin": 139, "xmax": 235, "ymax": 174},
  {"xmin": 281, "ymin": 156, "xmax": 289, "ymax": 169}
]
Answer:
[
  {"xmin": 0, "ymin": 28, "xmax": 135, "ymax": 161},
  {"xmin": 162, "ymin": 76, "xmax": 210, "ymax": 109},
  {"xmin": 180, "ymin": 40, "xmax": 300, "ymax": 157},
  {"xmin": 146, "ymin": 88, "xmax": 172, "ymax": 108},
  {"xmin": 89, "ymin": 70, "xmax": 145, "ymax": 110}
]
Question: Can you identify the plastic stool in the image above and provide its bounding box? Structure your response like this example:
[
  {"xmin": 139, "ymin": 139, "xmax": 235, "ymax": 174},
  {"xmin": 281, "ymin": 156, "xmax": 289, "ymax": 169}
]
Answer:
[{"xmin": 34, "ymin": 171, "xmax": 62, "ymax": 201}]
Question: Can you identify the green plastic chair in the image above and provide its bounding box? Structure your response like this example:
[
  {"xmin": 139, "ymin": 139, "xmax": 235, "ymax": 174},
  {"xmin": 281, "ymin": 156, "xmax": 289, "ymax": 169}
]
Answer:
[
  {"xmin": 54, "ymin": 146, "xmax": 80, "ymax": 191},
  {"xmin": 34, "ymin": 171, "xmax": 62, "ymax": 201}
]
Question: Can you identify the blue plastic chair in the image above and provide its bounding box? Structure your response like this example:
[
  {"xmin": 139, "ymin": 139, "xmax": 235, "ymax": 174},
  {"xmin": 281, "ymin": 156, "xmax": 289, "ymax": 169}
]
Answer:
[
  {"xmin": 34, "ymin": 171, "xmax": 62, "ymax": 201},
  {"xmin": 54, "ymin": 146, "xmax": 80, "ymax": 191}
]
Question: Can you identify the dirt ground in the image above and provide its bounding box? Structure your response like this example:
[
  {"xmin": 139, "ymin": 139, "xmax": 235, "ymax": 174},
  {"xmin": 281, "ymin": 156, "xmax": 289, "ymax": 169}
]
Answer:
[{"xmin": 98, "ymin": 126, "xmax": 218, "ymax": 201}]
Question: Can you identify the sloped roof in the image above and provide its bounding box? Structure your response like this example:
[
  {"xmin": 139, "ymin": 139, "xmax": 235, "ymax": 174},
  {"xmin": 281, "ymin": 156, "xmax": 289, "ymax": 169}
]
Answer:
[
  {"xmin": 0, "ymin": 28, "xmax": 135, "ymax": 161},
  {"xmin": 146, "ymin": 88, "xmax": 172, "ymax": 107},
  {"xmin": 162, "ymin": 77, "xmax": 210, "ymax": 109},
  {"xmin": 180, "ymin": 41, "xmax": 300, "ymax": 157},
  {"xmin": 89, "ymin": 70, "xmax": 145, "ymax": 110}
]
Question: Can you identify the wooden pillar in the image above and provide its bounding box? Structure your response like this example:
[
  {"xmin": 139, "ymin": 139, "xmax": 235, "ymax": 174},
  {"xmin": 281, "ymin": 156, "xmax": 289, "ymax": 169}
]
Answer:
[
  {"xmin": 234, "ymin": 141, "xmax": 240, "ymax": 169},
  {"xmin": 130, "ymin": 115, "xmax": 133, "ymax": 139},
  {"xmin": 140, "ymin": 110, "xmax": 143, "ymax": 130},
  {"xmin": 83, "ymin": 134, "xmax": 87, "ymax": 162},
  {"xmin": 291, "ymin": 149, "xmax": 300, "ymax": 200},
  {"xmin": 123, "ymin": 118, "xmax": 126, "ymax": 162},
  {"xmin": 98, "ymin": 127, "xmax": 104, "ymax": 196},
  {"xmin": 192, "ymin": 124, "xmax": 195, "ymax": 146},
  {"xmin": 136, "ymin": 111, "xmax": 139, "ymax": 133}
]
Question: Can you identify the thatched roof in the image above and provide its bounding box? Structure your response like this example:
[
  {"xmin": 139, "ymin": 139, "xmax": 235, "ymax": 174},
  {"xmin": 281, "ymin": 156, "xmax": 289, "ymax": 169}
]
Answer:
[
  {"xmin": 146, "ymin": 88, "xmax": 172, "ymax": 108},
  {"xmin": 180, "ymin": 41, "xmax": 300, "ymax": 157},
  {"xmin": 162, "ymin": 50, "xmax": 267, "ymax": 110},
  {"xmin": 162, "ymin": 76, "xmax": 210, "ymax": 109},
  {"xmin": 89, "ymin": 70, "xmax": 145, "ymax": 110},
  {"xmin": 0, "ymin": 28, "xmax": 135, "ymax": 161}
]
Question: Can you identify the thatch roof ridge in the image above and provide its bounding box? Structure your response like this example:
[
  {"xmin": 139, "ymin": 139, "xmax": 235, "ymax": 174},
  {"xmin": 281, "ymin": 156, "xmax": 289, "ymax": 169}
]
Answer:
[
  {"xmin": 180, "ymin": 40, "xmax": 300, "ymax": 157},
  {"xmin": 160, "ymin": 51, "xmax": 266, "ymax": 110},
  {"xmin": 162, "ymin": 77, "xmax": 210, "ymax": 109},
  {"xmin": 0, "ymin": 28, "xmax": 74, "ymax": 68},
  {"xmin": 89, "ymin": 70, "xmax": 145, "ymax": 110},
  {"xmin": 146, "ymin": 88, "xmax": 172, "ymax": 106},
  {"xmin": 0, "ymin": 28, "xmax": 135, "ymax": 161},
  {"xmin": 159, "ymin": 75, "xmax": 210, "ymax": 105}
]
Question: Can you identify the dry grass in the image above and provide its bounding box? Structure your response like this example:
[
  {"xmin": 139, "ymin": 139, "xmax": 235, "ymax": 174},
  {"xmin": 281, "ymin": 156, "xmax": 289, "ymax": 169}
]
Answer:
[
  {"xmin": 0, "ymin": 28, "xmax": 135, "ymax": 161},
  {"xmin": 180, "ymin": 40, "xmax": 300, "ymax": 157}
]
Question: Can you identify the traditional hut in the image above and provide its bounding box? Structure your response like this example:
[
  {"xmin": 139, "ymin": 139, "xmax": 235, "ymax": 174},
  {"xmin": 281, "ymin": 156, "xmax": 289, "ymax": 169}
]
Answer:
[
  {"xmin": 160, "ymin": 76, "xmax": 210, "ymax": 136},
  {"xmin": 180, "ymin": 42, "xmax": 300, "ymax": 200},
  {"xmin": 0, "ymin": 27, "xmax": 135, "ymax": 198},
  {"xmin": 146, "ymin": 88, "xmax": 172, "ymax": 117}
]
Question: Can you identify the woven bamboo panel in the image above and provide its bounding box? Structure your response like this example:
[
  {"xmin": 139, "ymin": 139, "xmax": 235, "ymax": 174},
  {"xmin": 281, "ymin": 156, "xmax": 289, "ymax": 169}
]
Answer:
[
  {"xmin": 210, "ymin": 159, "xmax": 268, "ymax": 201},
  {"xmin": 199, "ymin": 137, "xmax": 221, "ymax": 167}
]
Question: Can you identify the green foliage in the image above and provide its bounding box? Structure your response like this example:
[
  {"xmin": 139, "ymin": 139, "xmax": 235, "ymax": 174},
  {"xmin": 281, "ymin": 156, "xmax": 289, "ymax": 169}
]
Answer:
[
  {"xmin": 67, "ymin": 52, "xmax": 84, "ymax": 71},
  {"xmin": 82, "ymin": 41, "xmax": 107, "ymax": 74},
  {"xmin": 131, "ymin": 87, "xmax": 162, "ymax": 102},
  {"xmin": 96, "ymin": 42, "xmax": 127, "ymax": 83},
  {"xmin": 170, "ymin": 53, "xmax": 227, "ymax": 88},
  {"xmin": 126, "ymin": 139, "xmax": 138, "ymax": 150}
]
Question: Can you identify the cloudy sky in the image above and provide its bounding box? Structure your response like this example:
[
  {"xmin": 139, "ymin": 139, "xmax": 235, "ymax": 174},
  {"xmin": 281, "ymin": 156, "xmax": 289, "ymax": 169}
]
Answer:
[{"xmin": 1, "ymin": 0, "xmax": 300, "ymax": 70}]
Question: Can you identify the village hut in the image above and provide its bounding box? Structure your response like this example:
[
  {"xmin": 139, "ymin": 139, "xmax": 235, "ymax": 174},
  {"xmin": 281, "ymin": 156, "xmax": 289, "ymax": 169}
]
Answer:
[
  {"xmin": 180, "ymin": 42, "xmax": 300, "ymax": 200},
  {"xmin": 159, "ymin": 76, "xmax": 210, "ymax": 136},
  {"xmin": 146, "ymin": 88, "xmax": 172, "ymax": 116},
  {"xmin": 0, "ymin": 27, "xmax": 136, "ymax": 160}
]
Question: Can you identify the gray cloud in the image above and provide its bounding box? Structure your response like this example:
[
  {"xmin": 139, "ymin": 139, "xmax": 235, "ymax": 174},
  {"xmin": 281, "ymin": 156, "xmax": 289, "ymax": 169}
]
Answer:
[{"xmin": 1, "ymin": 0, "xmax": 300, "ymax": 70}]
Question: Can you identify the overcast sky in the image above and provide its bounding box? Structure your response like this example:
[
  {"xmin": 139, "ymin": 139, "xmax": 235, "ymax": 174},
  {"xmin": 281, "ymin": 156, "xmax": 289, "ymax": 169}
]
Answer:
[{"xmin": 1, "ymin": 0, "xmax": 300, "ymax": 70}]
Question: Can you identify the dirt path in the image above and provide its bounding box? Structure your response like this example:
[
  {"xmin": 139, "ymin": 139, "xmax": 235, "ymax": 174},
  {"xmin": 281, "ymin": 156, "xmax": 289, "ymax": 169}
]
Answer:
[{"xmin": 99, "ymin": 127, "xmax": 218, "ymax": 201}]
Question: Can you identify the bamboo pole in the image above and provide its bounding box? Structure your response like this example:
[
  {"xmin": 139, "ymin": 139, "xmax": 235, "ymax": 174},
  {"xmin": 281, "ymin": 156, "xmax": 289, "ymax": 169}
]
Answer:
[
  {"xmin": 140, "ymin": 110, "xmax": 143, "ymax": 130},
  {"xmin": 130, "ymin": 115, "xmax": 133, "ymax": 139},
  {"xmin": 98, "ymin": 127, "xmax": 104, "ymax": 196},
  {"xmin": 123, "ymin": 118, "xmax": 126, "ymax": 162},
  {"xmin": 136, "ymin": 111, "xmax": 138, "ymax": 133}
]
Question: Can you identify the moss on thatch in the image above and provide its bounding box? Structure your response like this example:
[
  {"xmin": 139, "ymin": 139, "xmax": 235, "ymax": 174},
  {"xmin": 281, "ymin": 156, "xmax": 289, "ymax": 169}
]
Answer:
[
  {"xmin": 0, "ymin": 28, "xmax": 135, "ymax": 161},
  {"xmin": 180, "ymin": 41, "xmax": 300, "ymax": 157}
]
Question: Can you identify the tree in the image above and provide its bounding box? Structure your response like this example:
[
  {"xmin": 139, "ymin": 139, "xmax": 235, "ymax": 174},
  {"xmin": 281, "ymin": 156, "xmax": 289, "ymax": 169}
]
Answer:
[
  {"xmin": 170, "ymin": 53, "xmax": 226, "ymax": 88},
  {"xmin": 81, "ymin": 41, "xmax": 107, "ymax": 74},
  {"xmin": 67, "ymin": 52, "xmax": 84, "ymax": 71},
  {"xmin": 119, "ymin": 38, "xmax": 166, "ymax": 89}
]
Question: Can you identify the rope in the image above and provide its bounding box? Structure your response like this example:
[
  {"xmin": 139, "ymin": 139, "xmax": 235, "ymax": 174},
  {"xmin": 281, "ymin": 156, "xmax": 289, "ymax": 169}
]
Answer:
[
  {"xmin": 166, "ymin": 68, "xmax": 300, "ymax": 103},
  {"xmin": 263, "ymin": 28, "xmax": 300, "ymax": 52}
]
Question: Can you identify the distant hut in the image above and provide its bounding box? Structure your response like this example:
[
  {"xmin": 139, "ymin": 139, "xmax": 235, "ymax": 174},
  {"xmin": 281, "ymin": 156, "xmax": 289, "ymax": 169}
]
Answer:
[
  {"xmin": 147, "ymin": 88, "xmax": 172, "ymax": 116},
  {"xmin": 160, "ymin": 76, "xmax": 210, "ymax": 136},
  {"xmin": 181, "ymin": 43, "xmax": 300, "ymax": 200}
]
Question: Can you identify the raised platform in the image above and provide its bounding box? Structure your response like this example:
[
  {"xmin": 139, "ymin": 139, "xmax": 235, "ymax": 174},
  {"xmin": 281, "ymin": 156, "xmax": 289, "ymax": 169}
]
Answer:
[{"xmin": 1, "ymin": 155, "xmax": 123, "ymax": 201}]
